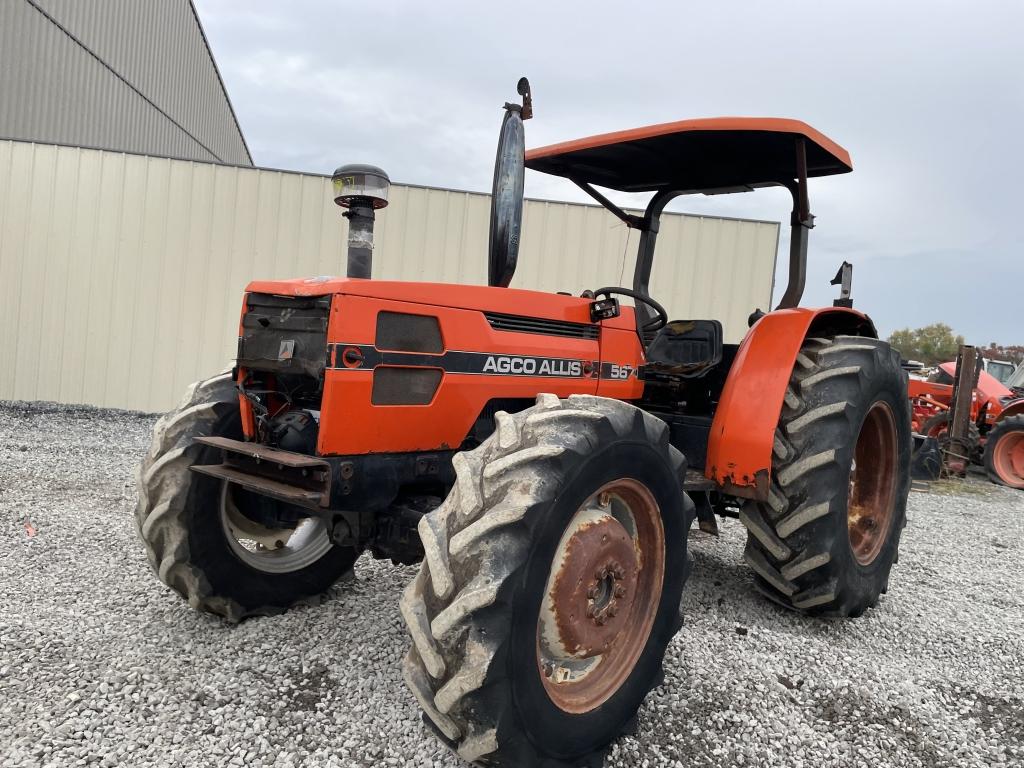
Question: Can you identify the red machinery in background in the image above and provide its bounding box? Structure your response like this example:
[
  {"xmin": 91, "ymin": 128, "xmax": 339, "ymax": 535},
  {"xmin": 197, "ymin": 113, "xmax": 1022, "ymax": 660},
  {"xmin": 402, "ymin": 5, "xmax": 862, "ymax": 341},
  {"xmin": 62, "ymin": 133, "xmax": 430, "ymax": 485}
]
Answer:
[{"xmin": 910, "ymin": 350, "xmax": 1024, "ymax": 487}]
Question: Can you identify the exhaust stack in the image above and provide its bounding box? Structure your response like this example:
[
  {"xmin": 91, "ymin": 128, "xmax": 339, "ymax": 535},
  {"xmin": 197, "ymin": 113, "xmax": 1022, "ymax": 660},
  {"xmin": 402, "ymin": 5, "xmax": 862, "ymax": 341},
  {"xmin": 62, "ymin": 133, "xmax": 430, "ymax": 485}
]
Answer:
[{"xmin": 332, "ymin": 164, "xmax": 390, "ymax": 279}]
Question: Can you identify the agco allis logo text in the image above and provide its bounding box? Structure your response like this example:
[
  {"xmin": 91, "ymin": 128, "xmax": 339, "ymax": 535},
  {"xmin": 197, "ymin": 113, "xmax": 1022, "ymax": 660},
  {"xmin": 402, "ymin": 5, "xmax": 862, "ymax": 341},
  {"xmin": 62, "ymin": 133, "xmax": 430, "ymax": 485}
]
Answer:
[{"xmin": 482, "ymin": 355, "xmax": 583, "ymax": 377}]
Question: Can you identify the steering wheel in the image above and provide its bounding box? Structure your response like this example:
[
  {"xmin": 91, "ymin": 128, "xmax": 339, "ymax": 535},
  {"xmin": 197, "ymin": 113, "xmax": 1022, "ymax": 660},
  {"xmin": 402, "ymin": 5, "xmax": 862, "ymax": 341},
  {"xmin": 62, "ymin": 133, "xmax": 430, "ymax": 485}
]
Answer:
[{"xmin": 594, "ymin": 287, "xmax": 668, "ymax": 333}]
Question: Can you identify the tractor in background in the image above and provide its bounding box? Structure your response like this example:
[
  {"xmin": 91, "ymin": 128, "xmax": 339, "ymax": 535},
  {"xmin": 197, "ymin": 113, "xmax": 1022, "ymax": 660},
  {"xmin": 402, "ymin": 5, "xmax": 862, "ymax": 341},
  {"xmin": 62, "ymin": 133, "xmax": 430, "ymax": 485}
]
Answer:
[
  {"xmin": 911, "ymin": 353, "xmax": 1024, "ymax": 487},
  {"xmin": 136, "ymin": 79, "xmax": 911, "ymax": 766},
  {"xmin": 1007, "ymin": 362, "xmax": 1024, "ymax": 397},
  {"xmin": 983, "ymin": 357, "xmax": 1017, "ymax": 385}
]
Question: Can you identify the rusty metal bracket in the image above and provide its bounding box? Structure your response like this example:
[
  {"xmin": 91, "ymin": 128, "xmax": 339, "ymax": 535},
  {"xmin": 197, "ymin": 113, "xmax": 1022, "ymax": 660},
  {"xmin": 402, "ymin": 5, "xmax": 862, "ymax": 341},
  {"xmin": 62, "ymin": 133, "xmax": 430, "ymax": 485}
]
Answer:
[
  {"xmin": 516, "ymin": 76, "xmax": 533, "ymax": 120},
  {"xmin": 191, "ymin": 436, "xmax": 331, "ymax": 510}
]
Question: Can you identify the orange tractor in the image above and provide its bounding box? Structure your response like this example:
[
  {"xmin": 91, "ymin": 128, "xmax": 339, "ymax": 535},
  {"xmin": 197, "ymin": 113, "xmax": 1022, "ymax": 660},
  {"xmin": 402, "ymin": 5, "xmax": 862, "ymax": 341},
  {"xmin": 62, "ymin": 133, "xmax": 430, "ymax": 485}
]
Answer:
[
  {"xmin": 911, "ymin": 360, "xmax": 1024, "ymax": 487},
  {"xmin": 136, "ymin": 80, "xmax": 911, "ymax": 766}
]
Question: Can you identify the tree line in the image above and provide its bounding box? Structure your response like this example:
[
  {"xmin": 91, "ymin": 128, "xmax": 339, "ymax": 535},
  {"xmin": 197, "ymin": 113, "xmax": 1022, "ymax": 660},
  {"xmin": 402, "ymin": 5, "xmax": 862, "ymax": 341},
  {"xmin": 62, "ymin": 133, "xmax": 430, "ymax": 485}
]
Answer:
[{"xmin": 887, "ymin": 323, "xmax": 1022, "ymax": 367}]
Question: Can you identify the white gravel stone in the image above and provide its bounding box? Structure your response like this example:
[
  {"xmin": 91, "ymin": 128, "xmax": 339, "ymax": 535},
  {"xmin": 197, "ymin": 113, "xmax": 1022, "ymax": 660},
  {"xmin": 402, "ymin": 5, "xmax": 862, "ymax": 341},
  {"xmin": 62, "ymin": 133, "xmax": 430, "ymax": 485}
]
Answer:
[{"xmin": 1, "ymin": 400, "xmax": 1022, "ymax": 767}]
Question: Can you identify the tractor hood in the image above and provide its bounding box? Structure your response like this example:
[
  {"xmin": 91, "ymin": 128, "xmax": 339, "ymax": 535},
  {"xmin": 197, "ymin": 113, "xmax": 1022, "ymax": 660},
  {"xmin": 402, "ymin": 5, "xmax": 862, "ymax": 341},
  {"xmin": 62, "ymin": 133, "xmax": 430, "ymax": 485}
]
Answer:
[
  {"xmin": 244, "ymin": 276, "xmax": 636, "ymax": 331},
  {"xmin": 938, "ymin": 361, "xmax": 1012, "ymax": 401}
]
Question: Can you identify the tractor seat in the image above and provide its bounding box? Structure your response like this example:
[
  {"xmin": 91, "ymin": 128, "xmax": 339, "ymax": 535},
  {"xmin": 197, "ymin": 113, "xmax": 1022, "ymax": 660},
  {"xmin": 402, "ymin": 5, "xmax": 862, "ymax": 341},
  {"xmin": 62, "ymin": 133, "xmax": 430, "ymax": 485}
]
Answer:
[{"xmin": 645, "ymin": 319, "xmax": 723, "ymax": 379}]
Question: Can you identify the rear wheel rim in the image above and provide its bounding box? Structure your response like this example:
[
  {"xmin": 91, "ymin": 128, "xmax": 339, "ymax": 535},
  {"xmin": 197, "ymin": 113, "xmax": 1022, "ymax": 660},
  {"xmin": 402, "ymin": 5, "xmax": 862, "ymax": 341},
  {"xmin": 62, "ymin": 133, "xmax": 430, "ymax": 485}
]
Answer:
[
  {"xmin": 993, "ymin": 432, "xmax": 1024, "ymax": 486},
  {"xmin": 848, "ymin": 402, "xmax": 898, "ymax": 566},
  {"xmin": 219, "ymin": 483, "xmax": 333, "ymax": 574},
  {"xmin": 536, "ymin": 478, "xmax": 665, "ymax": 714}
]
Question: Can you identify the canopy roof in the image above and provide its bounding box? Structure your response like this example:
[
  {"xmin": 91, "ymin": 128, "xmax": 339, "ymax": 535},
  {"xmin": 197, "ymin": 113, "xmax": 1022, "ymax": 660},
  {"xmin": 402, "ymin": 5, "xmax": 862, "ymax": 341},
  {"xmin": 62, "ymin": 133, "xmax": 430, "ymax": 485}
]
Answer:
[{"xmin": 525, "ymin": 117, "xmax": 852, "ymax": 194}]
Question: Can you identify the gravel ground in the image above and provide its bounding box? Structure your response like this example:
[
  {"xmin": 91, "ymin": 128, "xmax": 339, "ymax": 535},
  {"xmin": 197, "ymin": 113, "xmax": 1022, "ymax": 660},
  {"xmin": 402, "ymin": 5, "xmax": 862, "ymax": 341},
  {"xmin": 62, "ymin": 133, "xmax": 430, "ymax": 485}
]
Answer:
[{"xmin": 1, "ymin": 400, "xmax": 1022, "ymax": 768}]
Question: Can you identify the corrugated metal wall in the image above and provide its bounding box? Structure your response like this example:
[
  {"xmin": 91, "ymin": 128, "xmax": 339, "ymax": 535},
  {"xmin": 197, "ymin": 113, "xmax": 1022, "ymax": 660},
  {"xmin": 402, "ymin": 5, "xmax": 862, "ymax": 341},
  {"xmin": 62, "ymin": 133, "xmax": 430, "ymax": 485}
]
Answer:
[
  {"xmin": 0, "ymin": 140, "xmax": 778, "ymax": 412},
  {"xmin": 0, "ymin": 0, "xmax": 251, "ymax": 165}
]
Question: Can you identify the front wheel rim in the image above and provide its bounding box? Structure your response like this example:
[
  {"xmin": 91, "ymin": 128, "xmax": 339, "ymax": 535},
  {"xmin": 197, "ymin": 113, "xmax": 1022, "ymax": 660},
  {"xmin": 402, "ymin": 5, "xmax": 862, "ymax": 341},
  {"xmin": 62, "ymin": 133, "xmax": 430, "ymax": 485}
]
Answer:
[
  {"xmin": 848, "ymin": 402, "xmax": 899, "ymax": 566},
  {"xmin": 536, "ymin": 478, "xmax": 665, "ymax": 714},
  {"xmin": 219, "ymin": 483, "xmax": 333, "ymax": 574},
  {"xmin": 993, "ymin": 432, "xmax": 1024, "ymax": 486}
]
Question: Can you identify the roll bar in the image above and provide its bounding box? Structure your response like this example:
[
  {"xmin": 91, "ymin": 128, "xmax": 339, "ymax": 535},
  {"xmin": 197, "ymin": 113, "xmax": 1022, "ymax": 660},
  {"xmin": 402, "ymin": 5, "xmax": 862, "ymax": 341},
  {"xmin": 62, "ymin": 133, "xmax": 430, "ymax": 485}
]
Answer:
[{"xmin": 573, "ymin": 137, "xmax": 816, "ymax": 340}]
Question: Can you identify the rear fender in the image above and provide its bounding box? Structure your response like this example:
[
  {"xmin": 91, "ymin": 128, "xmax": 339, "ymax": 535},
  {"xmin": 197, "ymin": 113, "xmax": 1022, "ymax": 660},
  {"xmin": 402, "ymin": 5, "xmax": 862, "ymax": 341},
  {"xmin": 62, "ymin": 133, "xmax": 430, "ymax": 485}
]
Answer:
[{"xmin": 706, "ymin": 307, "xmax": 877, "ymax": 500}]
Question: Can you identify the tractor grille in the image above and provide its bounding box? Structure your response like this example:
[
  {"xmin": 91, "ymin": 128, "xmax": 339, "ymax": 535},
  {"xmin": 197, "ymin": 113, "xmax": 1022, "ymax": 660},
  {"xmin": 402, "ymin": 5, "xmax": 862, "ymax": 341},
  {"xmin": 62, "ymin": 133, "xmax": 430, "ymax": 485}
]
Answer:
[
  {"xmin": 237, "ymin": 293, "xmax": 331, "ymax": 378},
  {"xmin": 484, "ymin": 311, "xmax": 599, "ymax": 340}
]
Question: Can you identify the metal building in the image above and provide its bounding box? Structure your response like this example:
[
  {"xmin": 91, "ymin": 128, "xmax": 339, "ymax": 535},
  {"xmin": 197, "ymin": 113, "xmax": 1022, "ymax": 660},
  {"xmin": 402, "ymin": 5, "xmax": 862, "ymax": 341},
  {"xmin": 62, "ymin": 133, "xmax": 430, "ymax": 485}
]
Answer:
[
  {"xmin": 0, "ymin": 0, "xmax": 251, "ymax": 165},
  {"xmin": 0, "ymin": 140, "xmax": 779, "ymax": 413}
]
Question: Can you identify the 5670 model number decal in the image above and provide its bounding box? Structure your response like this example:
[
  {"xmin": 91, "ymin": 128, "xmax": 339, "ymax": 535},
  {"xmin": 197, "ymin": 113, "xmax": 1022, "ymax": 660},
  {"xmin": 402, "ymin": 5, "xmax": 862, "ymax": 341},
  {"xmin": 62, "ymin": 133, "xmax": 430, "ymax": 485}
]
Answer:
[{"xmin": 326, "ymin": 344, "xmax": 641, "ymax": 380}]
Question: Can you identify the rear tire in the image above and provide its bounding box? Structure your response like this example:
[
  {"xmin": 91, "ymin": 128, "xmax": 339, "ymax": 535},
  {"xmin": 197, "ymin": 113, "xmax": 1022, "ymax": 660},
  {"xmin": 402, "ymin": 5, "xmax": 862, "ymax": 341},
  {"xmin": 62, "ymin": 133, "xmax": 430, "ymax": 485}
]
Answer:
[
  {"xmin": 401, "ymin": 394, "xmax": 692, "ymax": 766},
  {"xmin": 983, "ymin": 415, "xmax": 1024, "ymax": 489},
  {"xmin": 739, "ymin": 336, "xmax": 911, "ymax": 617},
  {"xmin": 135, "ymin": 374, "xmax": 359, "ymax": 621}
]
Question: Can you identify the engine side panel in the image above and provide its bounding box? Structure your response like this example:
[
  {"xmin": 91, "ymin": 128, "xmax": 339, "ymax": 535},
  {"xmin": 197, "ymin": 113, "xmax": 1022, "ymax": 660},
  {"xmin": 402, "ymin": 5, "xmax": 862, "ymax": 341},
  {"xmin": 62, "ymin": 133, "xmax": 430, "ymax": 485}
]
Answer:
[
  {"xmin": 705, "ymin": 307, "xmax": 876, "ymax": 500},
  {"xmin": 316, "ymin": 293, "xmax": 642, "ymax": 455}
]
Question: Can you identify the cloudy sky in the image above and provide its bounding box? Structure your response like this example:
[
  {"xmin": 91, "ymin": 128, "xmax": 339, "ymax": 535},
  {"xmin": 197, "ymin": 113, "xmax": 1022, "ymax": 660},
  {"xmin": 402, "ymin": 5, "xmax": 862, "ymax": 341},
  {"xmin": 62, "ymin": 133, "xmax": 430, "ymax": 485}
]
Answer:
[{"xmin": 194, "ymin": 0, "xmax": 1023, "ymax": 345}]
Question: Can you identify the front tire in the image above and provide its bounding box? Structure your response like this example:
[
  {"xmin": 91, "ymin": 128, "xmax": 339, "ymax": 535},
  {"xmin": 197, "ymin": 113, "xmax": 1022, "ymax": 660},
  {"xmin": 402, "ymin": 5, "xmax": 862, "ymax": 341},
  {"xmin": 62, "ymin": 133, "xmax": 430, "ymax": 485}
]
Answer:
[
  {"xmin": 739, "ymin": 336, "xmax": 911, "ymax": 617},
  {"xmin": 135, "ymin": 374, "xmax": 359, "ymax": 621},
  {"xmin": 983, "ymin": 415, "xmax": 1024, "ymax": 489},
  {"xmin": 401, "ymin": 394, "xmax": 693, "ymax": 766}
]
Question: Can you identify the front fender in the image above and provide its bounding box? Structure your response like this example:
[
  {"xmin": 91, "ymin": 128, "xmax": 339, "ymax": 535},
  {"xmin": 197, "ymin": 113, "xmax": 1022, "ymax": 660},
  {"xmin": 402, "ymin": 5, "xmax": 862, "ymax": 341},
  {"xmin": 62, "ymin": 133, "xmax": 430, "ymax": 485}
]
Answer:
[
  {"xmin": 706, "ymin": 307, "xmax": 877, "ymax": 500},
  {"xmin": 996, "ymin": 399, "xmax": 1024, "ymax": 423}
]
